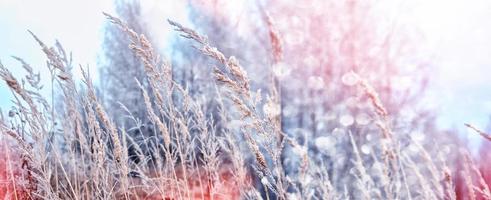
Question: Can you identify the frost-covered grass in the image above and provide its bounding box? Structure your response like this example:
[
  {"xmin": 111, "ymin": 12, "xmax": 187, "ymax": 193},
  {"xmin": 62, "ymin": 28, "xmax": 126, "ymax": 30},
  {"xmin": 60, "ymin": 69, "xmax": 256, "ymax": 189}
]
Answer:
[{"xmin": 0, "ymin": 4, "xmax": 489, "ymax": 200}]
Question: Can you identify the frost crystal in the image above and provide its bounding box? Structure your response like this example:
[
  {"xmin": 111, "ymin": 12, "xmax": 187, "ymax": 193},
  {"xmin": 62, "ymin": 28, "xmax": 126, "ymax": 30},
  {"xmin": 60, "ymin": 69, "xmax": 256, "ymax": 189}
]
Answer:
[{"xmin": 263, "ymin": 101, "xmax": 281, "ymax": 118}]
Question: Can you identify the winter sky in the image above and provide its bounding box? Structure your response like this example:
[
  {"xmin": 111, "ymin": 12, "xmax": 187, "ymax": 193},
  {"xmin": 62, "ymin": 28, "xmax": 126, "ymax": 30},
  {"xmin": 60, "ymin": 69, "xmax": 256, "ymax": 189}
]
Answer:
[{"xmin": 0, "ymin": 0, "xmax": 490, "ymax": 143}]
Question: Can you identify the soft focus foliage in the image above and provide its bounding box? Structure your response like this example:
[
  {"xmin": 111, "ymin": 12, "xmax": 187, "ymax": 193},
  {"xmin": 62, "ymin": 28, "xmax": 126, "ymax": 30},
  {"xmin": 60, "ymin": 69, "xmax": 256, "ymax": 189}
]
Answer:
[
  {"xmin": 0, "ymin": 0, "xmax": 489, "ymax": 199},
  {"xmin": 0, "ymin": 142, "xmax": 33, "ymax": 199}
]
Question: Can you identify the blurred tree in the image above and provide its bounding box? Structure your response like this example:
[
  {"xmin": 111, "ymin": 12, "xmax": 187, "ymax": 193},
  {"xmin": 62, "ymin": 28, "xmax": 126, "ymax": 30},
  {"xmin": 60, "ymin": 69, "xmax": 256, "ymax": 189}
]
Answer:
[
  {"xmin": 99, "ymin": 0, "xmax": 164, "ymax": 166},
  {"xmin": 186, "ymin": 0, "xmax": 462, "ymax": 198},
  {"xmin": 99, "ymin": 0, "xmax": 151, "ymax": 127}
]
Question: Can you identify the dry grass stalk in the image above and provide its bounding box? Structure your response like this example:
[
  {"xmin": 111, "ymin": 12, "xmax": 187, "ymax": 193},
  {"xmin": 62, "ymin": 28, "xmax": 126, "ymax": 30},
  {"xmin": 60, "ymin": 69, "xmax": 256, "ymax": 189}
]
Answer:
[
  {"xmin": 264, "ymin": 11, "xmax": 283, "ymax": 64},
  {"xmin": 81, "ymin": 97, "xmax": 105, "ymax": 187},
  {"xmin": 352, "ymin": 72, "xmax": 388, "ymax": 118},
  {"xmin": 0, "ymin": 62, "xmax": 41, "ymax": 127},
  {"xmin": 167, "ymin": 18, "xmax": 275, "ymax": 176},
  {"xmin": 412, "ymin": 140, "xmax": 445, "ymax": 198},
  {"xmin": 463, "ymin": 150, "xmax": 491, "ymax": 200},
  {"xmin": 404, "ymin": 153, "xmax": 437, "ymax": 199},
  {"xmin": 462, "ymin": 156, "xmax": 477, "ymax": 200},
  {"xmin": 0, "ymin": 123, "xmax": 30, "ymax": 151},
  {"xmin": 348, "ymin": 132, "xmax": 372, "ymax": 199},
  {"xmin": 136, "ymin": 79, "xmax": 171, "ymax": 151},
  {"xmin": 465, "ymin": 123, "xmax": 491, "ymax": 141},
  {"xmin": 30, "ymin": 35, "xmax": 89, "ymax": 157},
  {"xmin": 443, "ymin": 166, "xmax": 457, "ymax": 200},
  {"xmin": 168, "ymin": 19, "xmax": 251, "ymax": 97},
  {"xmin": 82, "ymin": 69, "xmax": 123, "ymax": 165}
]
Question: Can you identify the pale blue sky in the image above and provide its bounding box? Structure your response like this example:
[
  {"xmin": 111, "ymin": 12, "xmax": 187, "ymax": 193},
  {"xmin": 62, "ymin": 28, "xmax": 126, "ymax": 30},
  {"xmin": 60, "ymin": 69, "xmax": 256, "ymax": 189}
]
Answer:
[
  {"xmin": 0, "ymin": 0, "xmax": 490, "ymax": 143},
  {"xmin": 0, "ymin": 0, "xmax": 114, "ymax": 110}
]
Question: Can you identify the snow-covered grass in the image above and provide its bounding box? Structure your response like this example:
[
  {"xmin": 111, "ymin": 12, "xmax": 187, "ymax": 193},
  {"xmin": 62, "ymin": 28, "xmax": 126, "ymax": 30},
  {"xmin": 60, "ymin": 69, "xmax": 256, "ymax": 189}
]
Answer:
[{"xmin": 0, "ymin": 4, "xmax": 489, "ymax": 200}]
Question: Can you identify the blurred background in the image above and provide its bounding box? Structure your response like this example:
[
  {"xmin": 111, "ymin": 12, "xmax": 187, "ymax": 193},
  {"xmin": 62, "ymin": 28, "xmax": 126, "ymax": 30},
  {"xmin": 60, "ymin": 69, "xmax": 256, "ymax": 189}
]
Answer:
[
  {"xmin": 1, "ymin": 0, "xmax": 490, "ymax": 146},
  {"xmin": 2, "ymin": 1, "xmax": 491, "ymax": 199}
]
